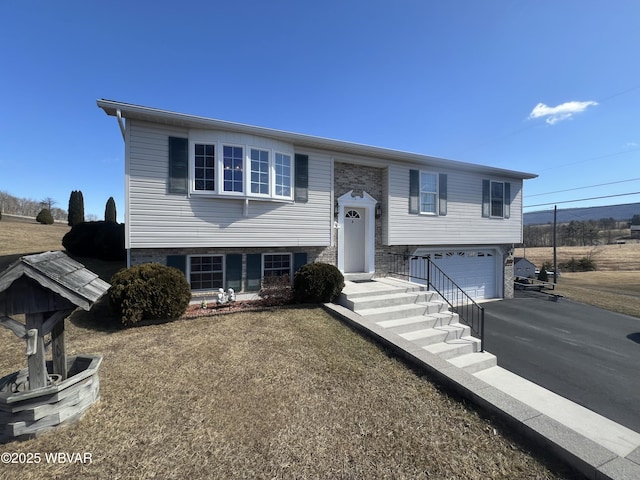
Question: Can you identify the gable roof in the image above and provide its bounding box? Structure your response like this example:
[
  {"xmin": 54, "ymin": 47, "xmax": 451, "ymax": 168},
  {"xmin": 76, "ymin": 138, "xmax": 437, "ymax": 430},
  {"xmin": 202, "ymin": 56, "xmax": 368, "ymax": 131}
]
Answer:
[
  {"xmin": 97, "ymin": 99, "xmax": 537, "ymax": 180},
  {"xmin": 0, "ymin": 251, "xmax": 111, "ymax": 311}
]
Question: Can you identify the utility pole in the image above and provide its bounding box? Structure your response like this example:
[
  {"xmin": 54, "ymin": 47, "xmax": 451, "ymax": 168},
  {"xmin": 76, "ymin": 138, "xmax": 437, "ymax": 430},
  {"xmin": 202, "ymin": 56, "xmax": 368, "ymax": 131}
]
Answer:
[{"xmin": 553, "ymin": 205, "xmax": 558, "ymax": 283}]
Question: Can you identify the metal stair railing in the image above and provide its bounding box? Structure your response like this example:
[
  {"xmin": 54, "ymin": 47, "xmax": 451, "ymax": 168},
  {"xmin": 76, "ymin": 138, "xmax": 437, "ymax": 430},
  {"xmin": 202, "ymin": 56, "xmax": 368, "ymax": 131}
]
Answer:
[{"xmin": 388, "ymin": 253, "xmax": 485, "ymax": 351}]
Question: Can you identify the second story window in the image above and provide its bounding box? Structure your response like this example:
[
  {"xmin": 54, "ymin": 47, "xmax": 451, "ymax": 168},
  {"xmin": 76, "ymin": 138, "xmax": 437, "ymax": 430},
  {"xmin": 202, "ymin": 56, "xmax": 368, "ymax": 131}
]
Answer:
[
  {"xmin": 223, "ymin": 145, "xmax": 244, "ymax": 193},
  {"xmin": 188, "ymin": 138, "xmax": 296, "ymax": 201},
  {"xmin": 491, "ymin": 181, "xmax": 504, "ymax": 217},
  {"xmin": 420, "ymin": 172, "xmax": 438, "ymax": 214},
  {"xmin": 194, "ymin": 143, "xmax": 215, "ymax": 191},
  {"xmin": 275, "ymin": 153, "xmax": 292, "ymax": 198},
  {"xmin": 250, "ymin": 148, "xmax": 269, "ymax": 195}
]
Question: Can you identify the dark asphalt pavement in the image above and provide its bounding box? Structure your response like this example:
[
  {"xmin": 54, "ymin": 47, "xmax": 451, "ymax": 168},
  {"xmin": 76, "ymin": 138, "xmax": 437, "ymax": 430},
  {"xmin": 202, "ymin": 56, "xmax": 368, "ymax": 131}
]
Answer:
[{"xmin": 482, "ymin": 290, "xmax": 640, "ymax": 433}]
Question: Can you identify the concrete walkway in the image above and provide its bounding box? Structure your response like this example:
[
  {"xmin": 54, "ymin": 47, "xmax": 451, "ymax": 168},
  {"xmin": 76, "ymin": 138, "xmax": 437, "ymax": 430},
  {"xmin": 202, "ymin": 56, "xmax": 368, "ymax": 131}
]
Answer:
[{"xmin": 324, "ymin": 279, "xmax": 640, "ymax": 480}]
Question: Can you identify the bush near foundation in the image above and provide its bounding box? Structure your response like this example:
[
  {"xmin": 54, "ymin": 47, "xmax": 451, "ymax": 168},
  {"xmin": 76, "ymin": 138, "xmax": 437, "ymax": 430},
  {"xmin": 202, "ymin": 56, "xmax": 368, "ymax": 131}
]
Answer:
[
  {"xmin": 109, "ymin": 263, "xmax": 192, "ymax": 326},
  {"xmin": 293, "ymin": 262, "xmax": 345, "ymax": 303}
]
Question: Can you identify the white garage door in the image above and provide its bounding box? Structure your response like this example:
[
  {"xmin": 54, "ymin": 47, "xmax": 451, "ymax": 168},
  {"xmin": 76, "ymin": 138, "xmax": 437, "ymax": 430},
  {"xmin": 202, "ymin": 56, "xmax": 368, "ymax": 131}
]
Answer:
[{"xmin": 410, "ymin": 249, "xmax": 497, "ymax": 300}]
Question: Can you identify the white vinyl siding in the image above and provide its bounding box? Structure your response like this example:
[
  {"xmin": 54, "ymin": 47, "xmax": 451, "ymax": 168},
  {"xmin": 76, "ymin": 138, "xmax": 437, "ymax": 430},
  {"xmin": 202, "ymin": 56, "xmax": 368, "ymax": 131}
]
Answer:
[
  {"xmin": 126, "ymin": 121, "xmax": 332, "ymax": 249},
  {"xmin": 385, "ymin": 164, "xmax": 524, "ymax": 246}
]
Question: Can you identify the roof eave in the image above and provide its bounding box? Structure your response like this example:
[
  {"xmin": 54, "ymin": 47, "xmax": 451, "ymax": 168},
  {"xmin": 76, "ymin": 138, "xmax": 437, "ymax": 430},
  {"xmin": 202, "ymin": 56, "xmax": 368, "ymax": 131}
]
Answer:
[{"xmin": 97, "ymin": 99, "xmax": 538, "ymax": 180}]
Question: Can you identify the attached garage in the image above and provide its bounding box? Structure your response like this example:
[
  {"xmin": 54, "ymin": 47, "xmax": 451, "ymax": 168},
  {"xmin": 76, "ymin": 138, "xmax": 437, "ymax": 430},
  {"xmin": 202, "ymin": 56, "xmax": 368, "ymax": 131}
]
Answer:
[{"xmin": 409, "ymin": 248, "xmax": 499, "ymax": 300}]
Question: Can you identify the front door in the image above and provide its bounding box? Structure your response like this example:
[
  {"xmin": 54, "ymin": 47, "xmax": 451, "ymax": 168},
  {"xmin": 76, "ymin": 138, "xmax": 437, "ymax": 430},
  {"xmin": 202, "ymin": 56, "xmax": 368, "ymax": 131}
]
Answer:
[{"xmin": 344, "ymin": 208, "xmax": 365, "ymax": 272}]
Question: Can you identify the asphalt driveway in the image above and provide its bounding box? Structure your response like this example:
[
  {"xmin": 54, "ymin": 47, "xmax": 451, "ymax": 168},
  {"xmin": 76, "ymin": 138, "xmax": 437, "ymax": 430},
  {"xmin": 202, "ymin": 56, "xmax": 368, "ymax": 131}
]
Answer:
[{"xmin": 482, "ymin": 290, "xmax": 640, "ymax": 434}]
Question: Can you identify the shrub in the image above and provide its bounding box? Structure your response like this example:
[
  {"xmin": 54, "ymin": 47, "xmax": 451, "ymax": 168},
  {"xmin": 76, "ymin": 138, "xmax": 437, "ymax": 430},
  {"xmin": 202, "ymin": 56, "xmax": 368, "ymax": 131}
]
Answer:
[
  {"xmin": 559, "ymin": 256, "xmax": 596, "ymax": 272},
  {"xmin": 293, "ymin": 262, "xmax": 344, "ymax": 303},
  {"xmin": 62, "ymin": 221, "xmax": 125, "ymax": 261},
  {"xmin": 259, "ymin": 274, "xmax": 293, "ymax": 305},
  {"xmin": 36, "ymin": 208, "xmax": 54, "ymax": 225},
  {"xmin": 537, "ymin": 266, "xmax": 548, "ymax": 282},
  {"xmin": 109, "ymin": 263, "xmax": 192, "ymax": 326}
]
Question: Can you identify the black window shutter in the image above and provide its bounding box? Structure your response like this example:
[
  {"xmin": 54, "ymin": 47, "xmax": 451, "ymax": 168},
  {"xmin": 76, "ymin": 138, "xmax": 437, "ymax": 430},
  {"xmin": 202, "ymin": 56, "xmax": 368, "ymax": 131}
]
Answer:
[
  {"xmin": 293, "ymin": 252, "xmax": 307, "ymax": 275},
  {"xmin": 504, "ymin": 182, "xmax": 511, "ymax": 219},
  {"xmin": 226, "ymin": 254, "xmax": 242, "ymax": 291},
  {"xmin": 167, "ymin": 255, "xmax": 187, "ymax": 276},
  {"xmin": 246, "ymin": 253, "xmax": 262, "ymax": 291},
  {"xmin": 409, "ymin": 169, "xmax": 419, "ymax": 214},
  {"xmin": 438, "ymin": 173, "xmax": 447, "ymax": 216},
  {"xmin": 482, "ymin": 179, "xmax": 490, "ymax": 217},
  {"xmin": 294, "ymin": 154, "xmax": 309, "ymax": 203},
  {"xmin": 169, "ymin": 137, "xmax": 188, "ymax": 194}
]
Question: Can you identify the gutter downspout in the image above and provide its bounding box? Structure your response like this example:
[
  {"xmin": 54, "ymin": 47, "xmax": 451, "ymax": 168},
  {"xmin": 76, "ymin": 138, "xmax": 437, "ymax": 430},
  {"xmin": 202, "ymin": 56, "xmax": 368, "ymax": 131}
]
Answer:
[{"xmin": 116, "ymin": 109, "xmax": 125, "ymax": 140}]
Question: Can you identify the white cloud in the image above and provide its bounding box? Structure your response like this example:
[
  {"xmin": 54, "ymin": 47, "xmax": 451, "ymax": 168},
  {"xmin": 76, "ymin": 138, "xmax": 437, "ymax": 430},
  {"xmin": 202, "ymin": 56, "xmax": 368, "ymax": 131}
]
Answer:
[{"xmin": 528, "ymin": 100, "xmax": 598, "ymax": 125}]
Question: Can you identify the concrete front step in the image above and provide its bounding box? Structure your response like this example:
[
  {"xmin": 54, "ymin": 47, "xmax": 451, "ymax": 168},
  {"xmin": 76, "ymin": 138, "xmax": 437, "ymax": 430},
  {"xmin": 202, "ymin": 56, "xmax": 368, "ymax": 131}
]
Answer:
[
  {"xmin": 377, "ymin": 312, "xmax": 459, "ymax": 333},
  {"xmin": 399, "ymin": 323, "xmax": 471, "ymax": 346},
  {"xmin": 348, "ymin": 291, "xmax": 438, "ymax": 311},
  {"xmin": 422, "ymin": 336, "xmax": 481, "ymax": 360},
  {"xmin": 357, "ymin": 301, "xmax": 448, "ymax": 322},
  {"xmin": 339, "ymin": 278, "xmax": 493, "ymax": 375},
  {"xmin": 448, "ymin": 351, "xmax": 498, "ymax": 374}
]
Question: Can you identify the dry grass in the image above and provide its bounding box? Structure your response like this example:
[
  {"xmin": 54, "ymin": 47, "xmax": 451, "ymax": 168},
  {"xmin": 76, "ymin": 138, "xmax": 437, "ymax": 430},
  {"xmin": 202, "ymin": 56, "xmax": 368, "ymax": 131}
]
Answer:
[
  {"xmin": 515, "ymin": 244, "xmax": 640, "ymax": 317},
  {"xmin": 515, "ymin": 243, "xmax": 640, "ymax": 271},
  {"xmin": 0, "ymin": 215, "xmax": 70, "ymax": 272},
  {"xmin": 0, "ymin": 215, "xmax": 70, "ymax": 255},
  {"xmin": 0, "ymin": 307, "xmax": 575, "ymax": 480},
  {"xmin": 552, "ymin": 272, "xmax": 640, "ymax": 318}
]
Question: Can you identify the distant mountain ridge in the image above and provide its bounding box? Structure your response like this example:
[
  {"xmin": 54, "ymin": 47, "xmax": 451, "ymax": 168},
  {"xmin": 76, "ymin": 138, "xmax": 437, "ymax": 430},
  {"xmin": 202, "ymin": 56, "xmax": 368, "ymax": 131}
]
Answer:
[{"xmin": 524, "ymin": 202, "xmax": 640, "ymax": 226}]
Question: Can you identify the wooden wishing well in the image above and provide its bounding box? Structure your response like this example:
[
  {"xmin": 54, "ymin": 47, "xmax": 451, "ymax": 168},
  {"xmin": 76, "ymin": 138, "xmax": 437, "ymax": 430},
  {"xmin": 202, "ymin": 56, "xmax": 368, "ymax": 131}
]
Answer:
[{"xmin": 0, "ymin": 251, "xmax": 110, "ymax": 442}]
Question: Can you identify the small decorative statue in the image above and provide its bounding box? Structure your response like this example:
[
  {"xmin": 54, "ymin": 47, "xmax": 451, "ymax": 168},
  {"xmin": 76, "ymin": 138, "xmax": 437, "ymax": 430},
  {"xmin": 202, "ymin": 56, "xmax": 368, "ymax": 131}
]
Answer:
[{"xmin": 217, "ymin": 288, "xmax": 227, "ymax": 304}]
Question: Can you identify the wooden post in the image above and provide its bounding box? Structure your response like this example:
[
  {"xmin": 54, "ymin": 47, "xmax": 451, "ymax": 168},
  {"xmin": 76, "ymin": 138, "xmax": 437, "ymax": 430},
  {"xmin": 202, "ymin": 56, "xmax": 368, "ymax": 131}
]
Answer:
[
  {"xmin": 25, "ymin": 313, "xmax": 47, "ymax": 389},
  {"xmin": 51, "ymin": 320, "xmax": 67, "ymax": 380}
]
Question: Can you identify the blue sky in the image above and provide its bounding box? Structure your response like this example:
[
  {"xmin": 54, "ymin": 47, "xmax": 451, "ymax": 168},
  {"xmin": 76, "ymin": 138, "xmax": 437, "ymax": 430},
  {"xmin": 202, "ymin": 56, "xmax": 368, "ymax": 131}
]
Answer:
[{"xmin": 1, "ymin": 0, "xmax": 639, "ymax": 222}]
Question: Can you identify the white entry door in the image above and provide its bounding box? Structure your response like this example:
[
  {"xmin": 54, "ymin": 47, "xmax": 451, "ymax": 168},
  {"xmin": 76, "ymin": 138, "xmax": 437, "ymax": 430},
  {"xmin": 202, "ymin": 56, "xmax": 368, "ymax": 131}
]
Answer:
[{"xmin": 344, "ymin": 208, "xmax": 365, "ymax": 272}]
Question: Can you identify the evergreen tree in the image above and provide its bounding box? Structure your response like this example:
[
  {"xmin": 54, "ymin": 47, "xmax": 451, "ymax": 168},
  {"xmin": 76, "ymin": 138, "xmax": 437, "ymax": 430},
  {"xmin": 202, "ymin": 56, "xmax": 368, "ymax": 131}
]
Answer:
[
  {"xmin": 36, "ymin": 208, "xmax": 54, "ymax": 225},
  {"xmin": 105, "ymin": 196, "xmax": 117, "ymax": 222},
  {"xmin": 67, "ymin": 190, "xmax": 85, "ymax": 226}
]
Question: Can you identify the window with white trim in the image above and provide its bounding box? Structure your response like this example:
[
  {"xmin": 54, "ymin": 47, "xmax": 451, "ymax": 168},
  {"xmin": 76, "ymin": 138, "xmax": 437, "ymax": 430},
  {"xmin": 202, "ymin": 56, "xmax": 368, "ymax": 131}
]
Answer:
[
  {"xmin": 263, "ymin": 253, "xmax": 292, "ymax": 278},
  {"xmin": 189, "ymin": 255, "xmax": 224, "ymax": 290},
  {"xmin": 491, "ymin": 181, "xmax": 505, "ymax": 217},
  {"xmin": 189, "ymin": 140, "xmax": 295, "ymax": 201},
  {"xmin": 275, "ymin": 152, "xmax": 292, "ymax": 198},
  {"xmin": 194, "ymin": 143, "xmax": 215, "ymax": 191},
  {"xmin": 223, "ymin": 145, "xmax": 244, "ymax": 193},
  {"xmin": 420, "ymin": 172, "xmax": 438, "ymax": 214},
  {"xmin": 250, "ymin": 148, "xmax": 269, "ymax": 195}
]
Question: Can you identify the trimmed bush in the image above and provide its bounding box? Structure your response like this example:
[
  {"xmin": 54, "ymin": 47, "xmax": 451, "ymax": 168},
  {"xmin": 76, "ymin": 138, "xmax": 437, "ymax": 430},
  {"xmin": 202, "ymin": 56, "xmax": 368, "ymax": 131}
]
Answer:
[
  {"xmin": 293, "ymin": 262, "xmax": 344, "ymax": 303},
  {"xmin": 36, "ymin": 208, "xmax": 54, "ymax": 225},
  {"xmin": 62, "ymin": 221, "xmax": 125, "ymax": 261},
  {"xmin": 105, "ymin": 196, "xmax": 117, "ymax": 222},
  {"xmin": 109, "ymin": 263, "xmax": 192, "ymax": 326}
]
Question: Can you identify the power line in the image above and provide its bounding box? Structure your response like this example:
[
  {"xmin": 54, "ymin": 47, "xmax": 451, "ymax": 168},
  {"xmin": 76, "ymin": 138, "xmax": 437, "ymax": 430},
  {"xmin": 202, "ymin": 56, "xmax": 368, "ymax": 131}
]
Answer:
[
  {"xmin": 535, "ymin": 147, "xmax": 640, "ymax": 173},
  {"xmin": 527, "ymin": 177, "xmax": 640, "ymax": 198},
  {"xmin": 524, "ymin": 191, "xmax": 640, "ymax": 209}
]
